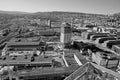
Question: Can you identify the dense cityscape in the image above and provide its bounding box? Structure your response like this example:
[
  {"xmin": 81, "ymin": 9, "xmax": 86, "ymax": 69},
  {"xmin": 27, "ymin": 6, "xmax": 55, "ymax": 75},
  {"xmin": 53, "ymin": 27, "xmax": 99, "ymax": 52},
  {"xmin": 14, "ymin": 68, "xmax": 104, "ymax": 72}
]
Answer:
[{"xmin": 0, "ymin": 11, "xmax": 120, "ymax": 80}]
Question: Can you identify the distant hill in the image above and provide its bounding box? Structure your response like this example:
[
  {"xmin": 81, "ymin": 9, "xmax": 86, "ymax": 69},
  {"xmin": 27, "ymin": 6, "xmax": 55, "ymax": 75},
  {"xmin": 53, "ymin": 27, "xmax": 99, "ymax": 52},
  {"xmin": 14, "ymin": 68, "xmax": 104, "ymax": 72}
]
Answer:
[
  {"xmin": 0, "ymin": 10, "xmax": 30, "ymax": 15},
  {"xmin": 34, "ymin": 11, "xmax": 105, "ymax": 15},
  {"xmin": 0, "ymin": 10, "xmax": 107, "ymax": 17},
  {"xmin": 28, "ymin": 11, "xmax": 107, "ymax": 22},
  {"xmin": 33, "ymin": 11, "xmax": 106, "ymax": 18},
  {"xmin": 112, "ymin": 12, "xmax": 120, "ymax": 18},
  {"xmin": 0, "ymin": 10, "xmax": 118, "ymax": 16}
]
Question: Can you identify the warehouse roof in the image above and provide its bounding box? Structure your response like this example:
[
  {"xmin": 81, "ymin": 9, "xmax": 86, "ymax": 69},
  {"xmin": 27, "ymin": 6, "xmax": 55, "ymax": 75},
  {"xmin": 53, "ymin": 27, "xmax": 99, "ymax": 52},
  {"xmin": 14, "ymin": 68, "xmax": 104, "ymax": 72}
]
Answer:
[
  {"xmin": 7, "ymin": 42, "xmax": 46, "ymax": 47},
  {"xmin": 0, "ymin": 55, "xmax": 53, "ymax": 66}
]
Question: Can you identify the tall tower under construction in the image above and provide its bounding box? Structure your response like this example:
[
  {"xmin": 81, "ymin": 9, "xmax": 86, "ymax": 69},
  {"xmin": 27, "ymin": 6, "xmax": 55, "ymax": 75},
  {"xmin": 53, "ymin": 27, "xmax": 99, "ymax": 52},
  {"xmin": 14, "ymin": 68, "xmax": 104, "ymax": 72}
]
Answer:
[{"xmin": 60, "ymin": 22, "xmax": 72, "ymax": 46}]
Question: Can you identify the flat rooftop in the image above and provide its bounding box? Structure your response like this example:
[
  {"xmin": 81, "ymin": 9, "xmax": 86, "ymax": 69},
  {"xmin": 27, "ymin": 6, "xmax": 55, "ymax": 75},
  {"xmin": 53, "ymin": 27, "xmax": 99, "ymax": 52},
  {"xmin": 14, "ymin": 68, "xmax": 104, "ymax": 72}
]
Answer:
[
  {"xmin": 64, "ymin": 49, "xmax": 80, "ymax": 67},
  {"xmin": 14, "ymin": 66, "xmax": 79, "ymax": 79},
  {"xmin": 0, "ymin": 55, "xmax": 53, "ymax": 66},
  {"xmin": 9, "ymin": 37, "xmax": 41, "ymax": 42},
  {"xmin": 7, "ymin": 42, "xmax": 41, "ymax": 46}
]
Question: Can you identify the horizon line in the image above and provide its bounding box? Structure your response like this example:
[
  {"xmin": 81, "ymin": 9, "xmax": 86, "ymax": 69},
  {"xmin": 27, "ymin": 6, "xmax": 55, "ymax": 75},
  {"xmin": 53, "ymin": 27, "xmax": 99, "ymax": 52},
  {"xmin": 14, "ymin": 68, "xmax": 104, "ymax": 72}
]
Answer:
[{"xmin": 0, "ymin": 9, "xmax": 118, "ymax": 15}]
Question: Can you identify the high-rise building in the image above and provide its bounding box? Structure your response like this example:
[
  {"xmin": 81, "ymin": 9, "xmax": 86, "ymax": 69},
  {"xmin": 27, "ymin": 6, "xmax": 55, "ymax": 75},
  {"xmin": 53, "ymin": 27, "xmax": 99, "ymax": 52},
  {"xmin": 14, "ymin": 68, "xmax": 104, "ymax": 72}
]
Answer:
[{"xmin": 60, "ymin": 22, "xmax": 72, "ymax": 45}]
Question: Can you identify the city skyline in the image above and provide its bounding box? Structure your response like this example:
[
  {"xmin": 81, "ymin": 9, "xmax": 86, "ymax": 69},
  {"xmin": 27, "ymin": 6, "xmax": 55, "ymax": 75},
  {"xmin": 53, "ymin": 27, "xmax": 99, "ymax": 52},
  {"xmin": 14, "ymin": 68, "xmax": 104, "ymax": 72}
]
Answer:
[{"xmin": 0, "ymin": 0, "xmax": 120, "ymax": 14}]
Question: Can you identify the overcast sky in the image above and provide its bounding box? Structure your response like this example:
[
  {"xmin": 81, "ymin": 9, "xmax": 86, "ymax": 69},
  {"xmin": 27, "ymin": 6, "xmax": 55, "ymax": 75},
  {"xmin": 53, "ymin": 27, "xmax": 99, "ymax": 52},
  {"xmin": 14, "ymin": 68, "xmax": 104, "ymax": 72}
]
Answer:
[{"xmin": 0, "ymin": 0, "xmax": 120, "ymax": 14}]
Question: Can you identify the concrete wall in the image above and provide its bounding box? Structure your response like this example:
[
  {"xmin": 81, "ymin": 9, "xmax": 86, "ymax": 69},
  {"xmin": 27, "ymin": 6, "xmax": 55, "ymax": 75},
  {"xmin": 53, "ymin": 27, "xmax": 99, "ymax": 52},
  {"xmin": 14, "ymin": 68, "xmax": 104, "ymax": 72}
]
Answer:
[{"xmin": 74, "ymin": 54, "xmax": 82, "ymax": 66}]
